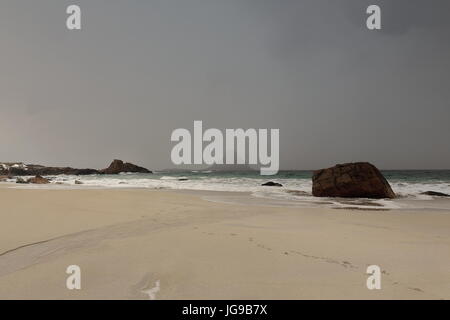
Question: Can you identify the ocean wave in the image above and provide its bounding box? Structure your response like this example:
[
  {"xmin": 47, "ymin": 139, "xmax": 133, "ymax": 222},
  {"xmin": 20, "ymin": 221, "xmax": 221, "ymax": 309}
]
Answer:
[{"xmin": 160, "ymin": 176, "xmax": 184, "ymax": 180}]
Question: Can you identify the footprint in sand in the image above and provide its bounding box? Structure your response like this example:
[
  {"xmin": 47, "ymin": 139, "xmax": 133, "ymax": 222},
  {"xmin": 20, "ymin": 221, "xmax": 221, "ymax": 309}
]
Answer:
[
  {"xmin": 408, "ymin": 287, "xmax": 424, "ymax": 293},
  {"xmin": 256, "ymin": 243, "xmax": 272, "ymax": 251}
]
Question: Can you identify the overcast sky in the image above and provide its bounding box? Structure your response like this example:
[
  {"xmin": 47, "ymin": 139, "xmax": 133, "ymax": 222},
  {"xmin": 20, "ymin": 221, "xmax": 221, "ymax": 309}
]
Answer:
[{"xmin": 1, "ymin": 0, "xmax": 449, "ymax": 170}]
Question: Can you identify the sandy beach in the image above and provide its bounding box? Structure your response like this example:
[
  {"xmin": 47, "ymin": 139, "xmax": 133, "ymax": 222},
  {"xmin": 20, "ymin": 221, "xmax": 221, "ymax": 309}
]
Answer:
[{"xmin": 0, "ymin": 184, "xmax": 449, "ymax": 300}]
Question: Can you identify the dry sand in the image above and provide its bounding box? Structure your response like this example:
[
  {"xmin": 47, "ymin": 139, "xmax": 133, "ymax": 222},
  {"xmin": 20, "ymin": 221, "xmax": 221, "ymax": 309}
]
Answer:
[{"xmin": 0, "ymin": 184, "xmax": 449, "ymax": 299}]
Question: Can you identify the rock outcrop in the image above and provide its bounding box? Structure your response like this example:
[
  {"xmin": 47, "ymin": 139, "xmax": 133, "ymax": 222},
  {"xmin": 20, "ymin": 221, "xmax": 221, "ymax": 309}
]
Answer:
[
  {"xmin": 1, "ymin": 163, "xmax": 99, "ymax": 176},
  {"xmin": 28, "ymin": 175, "xmax": 50, "ymax": 184},
  {"xmin": 25, "ymin": 166, "xmax": 98, "ymax": 176},
  {"xmin": 1, "ymin": 159, "xmax": 151, "ymax": 176},
  {"xmin": 261, "ymin": 181, "xmax": 283, "ymax": 187},
  {"xmin": 420, "ymin": 191, "xmax": 450, "ymax": 197},
  {"xmin": 312, "ymin": 162, "xmax": 396, "ymax": 199},
  {"xmin": 16, "ymin": 177, "xmax": 29, "ymax": 184},
  {"xmin": 100, "ymin": 159, "xmax": 152, "ymax": 174}
]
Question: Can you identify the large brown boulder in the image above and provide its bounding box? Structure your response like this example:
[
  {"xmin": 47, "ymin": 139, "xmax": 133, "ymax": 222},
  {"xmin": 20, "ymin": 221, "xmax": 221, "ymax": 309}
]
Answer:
[
  {"xmin": 312, "ymin": 162, "xmax": 396, "ymax": 199},
  {"xmin": 28, "ymin": 175, "xmax": 50, "ymax": 184},
  {"xmin": 100, "ymin": 159, "xmax": 152, "ymax": 174}
]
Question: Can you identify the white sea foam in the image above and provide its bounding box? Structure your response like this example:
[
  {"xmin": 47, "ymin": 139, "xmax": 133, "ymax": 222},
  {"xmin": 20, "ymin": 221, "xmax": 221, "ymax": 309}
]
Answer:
[
  {"xmin": 390, "ymin": 181, "xmax": 450, "ymax": 198},
  {"xmin": 159, "ymin": 176, "xmax": 178, "ymax": 180}
]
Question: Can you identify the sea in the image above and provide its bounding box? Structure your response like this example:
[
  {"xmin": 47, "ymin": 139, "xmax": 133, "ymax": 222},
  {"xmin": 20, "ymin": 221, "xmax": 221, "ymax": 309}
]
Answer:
[{"xmin": 9, "ymin": 170, "xmax": 450, "ymax": 211}]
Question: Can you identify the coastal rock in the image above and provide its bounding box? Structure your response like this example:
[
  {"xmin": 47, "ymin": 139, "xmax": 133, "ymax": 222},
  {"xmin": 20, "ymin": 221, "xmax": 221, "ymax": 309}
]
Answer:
[
  {"xmin": 122, "ymin": 162, "xmax": 152, "ymax": 173},
  {"xmin": 29, "ymin": 167, "xmax": 99, "ymax": 176},
  {"xmin": 1, "ymin": 160, "xmax": 151, "ymax": 176},
  {"xmin": 100, "ymin": 160, "xmax": 123, "ymax": 174},
  {"xmin": 28, "ymin": 175, "xmax": 50, "ymax": 184},
  {"xmin": 286, "ymin": 190, "xmax": 309, "ymax": 196},
  {"xmin": 262, "ymin": 181, "xmax": 283, "ymax": 187},
  {"xmin": 16, "ymin": 177, "xmax": 29, "ymax": 184},
  {"xmin": 101, "ymin": 159, "xmax": 152, "ymax": 174},
  {"xmin": 1, "ymin": 162, "xmax": 99, "ymax": 176},
  {"xmin": 0, "ymin": 175, "xmax": 12, "ymax": 182},
  {"xmin": 74, "ymin": 180, "xmax": 83, "ymax": 185},
  {"xmin": 420, "ymin": 191, "xmax": 450, "ymax": 197},
  {"xmin": 1, "ymin": 162, "xmax": 27, "ymax": 173},
  {"xmin": 312, "ymin": 162, "xmax": 396, "ymax": 199}
]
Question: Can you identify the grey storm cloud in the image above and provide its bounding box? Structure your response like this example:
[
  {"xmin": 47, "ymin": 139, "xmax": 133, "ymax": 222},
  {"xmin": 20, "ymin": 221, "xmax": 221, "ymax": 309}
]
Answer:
[{"xmin": 0, "ymin": 0, "xmax": 449, "ymax": 170}]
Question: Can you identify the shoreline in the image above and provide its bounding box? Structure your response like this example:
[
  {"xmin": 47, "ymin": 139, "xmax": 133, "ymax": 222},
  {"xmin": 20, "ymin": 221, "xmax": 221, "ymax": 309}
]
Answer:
[
  {"xmin": 0, "ymin": 185, "xmax": 449, "ymax": 299},
  {"xmin": 3, "ymin": 181, "xmax": 450, "ymax": 212}
]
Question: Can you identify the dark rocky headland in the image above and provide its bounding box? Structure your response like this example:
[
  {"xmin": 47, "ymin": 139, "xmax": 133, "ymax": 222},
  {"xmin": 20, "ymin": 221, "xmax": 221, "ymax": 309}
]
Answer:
[{"xmin": 0, "ymin": 159, "xmax": 151, "ymax": 177}]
